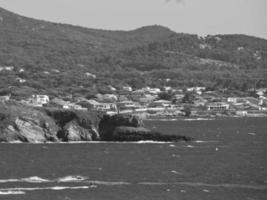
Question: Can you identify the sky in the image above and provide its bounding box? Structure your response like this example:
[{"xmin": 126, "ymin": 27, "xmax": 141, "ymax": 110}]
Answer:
[{"xmin": 1, "ymin": 0, "xmax": 267, "ymax": 39}]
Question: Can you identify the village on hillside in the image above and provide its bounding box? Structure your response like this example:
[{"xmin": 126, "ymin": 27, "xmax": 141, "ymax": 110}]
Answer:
[{"xmin": 1, "ymin": 86, "xmax": 267, "ymax": 119}]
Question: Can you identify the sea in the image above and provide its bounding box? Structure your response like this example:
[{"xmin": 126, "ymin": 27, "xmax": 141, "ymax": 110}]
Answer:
[{"xmin": 0, "ymin": 117, "xmax": 266, "ymax": 200}]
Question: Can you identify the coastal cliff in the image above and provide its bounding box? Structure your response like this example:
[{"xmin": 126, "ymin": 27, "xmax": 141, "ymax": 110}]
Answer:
[
  {"xmin": 0, "ymin": 101, "xmax": 193, "ymax": 143},
  {"xmin": 45, "ymin": 108, "xmax": 100, "ymax": 141},
  {"xmin": 0, "ymin": 101, "xmax": 59, "ymax": 142}
]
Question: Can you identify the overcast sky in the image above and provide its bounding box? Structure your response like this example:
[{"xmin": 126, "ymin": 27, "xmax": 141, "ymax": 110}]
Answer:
[{"xmin": 1, "ymin": 0, "xmax": 267, "ymax": 39}]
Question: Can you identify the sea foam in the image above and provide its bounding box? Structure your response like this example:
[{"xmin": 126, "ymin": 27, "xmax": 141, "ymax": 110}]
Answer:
[
  {"xmin": 136, "ymin": 140, "xmax": 172, "ymax": 144},
  {"xmin": 183, "ymin": 118, "xmax": 214, "ymax": 121},
  {"xmin": 0, "ymin": 178, "xmax": 19, "ymax": 183},
  {"xmin": 0, "ymin": 186, "xmax": 91, "ymax": 193},
  {"xmin": 0, "ymin": 191, "xmax": 25, "ymax": 195},
  {"xmin": 21, "ymin": 176, "xmax": 50, "ymax": 183},
  {"xmin": 88, "ymin": 181, "xmax": 130, "ymax": 186},
  {"xmin": 0, "ymin": 176, "xmax": 49, "ymax": 183},
  {"xmin": 57, "ymin": 175, "xmax": 88, "ymax": 182}
]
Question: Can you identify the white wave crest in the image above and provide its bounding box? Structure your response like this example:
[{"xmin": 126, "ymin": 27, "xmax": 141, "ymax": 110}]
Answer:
[
  {"xmin": 186, "ymin": 145, "xmax": 194, "ymax": 148},
  {"xmin": 9, "ymin": 140, "xmax": 23, "ymax": 144},
  {"xmin": 194, "ymin": 140, "xmax": 218, "ymax": 143},
  {"xmin": 0, "ymin": 186, "xmax": 91, "ymax": 193},
  {"xmin": 57, "ymin": 175, "xmax": 88, "ymax": 182},
  {"xmin": 50, "ymin": 186, "xmax": 90, "ymax": 190},
  {"xmin": 4, "ymin": 140, "xmax": 176, "ymax": 144},
  {"xmin": 56, "ymin": 141, "xmax": 173, "ymax": 144},
  {"xmin": 183, "ymin": 118, "xmax": 214, "ymax": 121},
  {"xmin": 136, "ymin": 140, "xmax": 172, "ymax": 144},
  {"xmin": 21, "ymin": 176, "xmax": 50, "ymax": 183},
  {"xmin": 88, "ymin": 181, "xmax": 130, "ymax": 186},
  {"xmin": 0, "ymin": 178, "xmax": 20, "ymax": 183},
  {"xmin": 138, "ymin": 181, "xmax": 267, "ymax": 190},
  {"xmin": 145, "ymin": 118, "xmax": 178, "ymax": 121},
  {"xmin": 0, "ymin": 176, "xmax": 49, "ymax": 183},
  {"xmin": 0, "ymin": 191, "xmax": 25, "ymax": 195}
]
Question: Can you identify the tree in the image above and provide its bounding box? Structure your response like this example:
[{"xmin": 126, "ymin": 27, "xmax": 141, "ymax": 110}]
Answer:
[
  {"xmin": 158, "ymin": 91, "xmax": 174, "ymax": 101},
  {"xmin": 86, "ymin": 90, "xmax": 98, "ymax": 99},
  {"xmin": 248, "ymin": 91, "xmax": 259, "ymax": 98},
  {"xmin": 183, "ymin": 106, "xmax": 191, "ymax": 117},
  {"xmin": 182, "ymin": 92, "xmax": 195, "ymax": 104}
]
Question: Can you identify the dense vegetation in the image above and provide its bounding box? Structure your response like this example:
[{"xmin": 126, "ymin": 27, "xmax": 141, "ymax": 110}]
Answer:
[{"xmin": 0, "ymin": 7, "xmax": 267, "ymax": 98}]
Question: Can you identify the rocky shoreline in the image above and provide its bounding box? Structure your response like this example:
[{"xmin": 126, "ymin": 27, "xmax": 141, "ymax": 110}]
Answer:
[{"xmin": 0, "ymin": 101, "xmax": 193, "ymax": 143}]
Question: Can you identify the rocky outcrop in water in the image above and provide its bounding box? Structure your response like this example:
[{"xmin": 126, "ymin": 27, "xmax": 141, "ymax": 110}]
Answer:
[
  {"xmin": 111, "ymin": 126, "xmax": 192, "ymax": 142},
  {"xmin": 99, "ymin": 114, "xmax": 142, "ymax": 141},
  {"xmin": 0, "ymin": 101, "xmax": 193, "ymax": 143},
  {"xmin": 99, "ymin": 114, "xmax": 193, "ymax": 142}
]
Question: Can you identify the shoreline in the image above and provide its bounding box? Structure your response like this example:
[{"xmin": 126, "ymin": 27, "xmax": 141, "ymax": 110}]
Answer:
[{"xmin": 144, "ymin": 115, "xmax": 267, "ymax": 122}]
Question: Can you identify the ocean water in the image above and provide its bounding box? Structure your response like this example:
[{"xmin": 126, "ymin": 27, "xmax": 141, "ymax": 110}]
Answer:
[{"xmin": 0, "ymin": 117, "xmax": 266, "ymax": 200}]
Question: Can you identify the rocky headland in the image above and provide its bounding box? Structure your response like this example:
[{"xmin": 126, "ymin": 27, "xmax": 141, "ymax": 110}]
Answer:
[{"xmin": 0, "ymin": 101, "xmax": 193, "ymax": 143}]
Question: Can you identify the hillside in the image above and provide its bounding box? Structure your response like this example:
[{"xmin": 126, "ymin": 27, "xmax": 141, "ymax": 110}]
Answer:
[{"xmin": 0, "ymin": 6, "xmax": 267, "ymax": 98}]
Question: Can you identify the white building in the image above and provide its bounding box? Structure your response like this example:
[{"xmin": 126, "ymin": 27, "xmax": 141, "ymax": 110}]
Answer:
[
  {"xmin": 16, "ymin": 78, "xmax": 26, "ymax": 83},
  {"xmin": 0, "ymin": 94, "xmax": 10, "ymax": 102},
  {"xmin": 87, "ymin": 99, "xmax": 117, "ymax": 112},
  {"xmin": 117, "ymin": 101, "xmax": 138, "ymax": 109},
  {"xmin": 236, "ymin": 111, "xmax": 248, "ymax": 116},
  {"xmin": 108, "ymin": 85, "xmax": 117, "ymax": 91},
  {"xmin": 150, "ymin": 100, "xmax": 172, "ymax": 108},
  {"xmin": 102, "ymin": 94, "xmax": 118, "ymax": 102},
  {"xmin": 227, "ymin": 97, "xmax": 238, "ymax": 103},
  {"xmin": 32, "ymin": 95, "xmax": 50, "ymax": 105},
  {"xmin": 95, "ymin": 103, "xmax": 116, "ymax": 111},
  {"xmin": 256, "ymin": 88, "xmax": 267, "ymax": 97},
  {"xmin": 0, "ymin": 66, "xmax": 14, "ymax": 72},
  {"xmin": 144, "ymin": 87, "xmax": 161, "ymax": 94},
  {"xmin": 85, "ymin": 72, "xmax": 96, "ymax": 79},
  {"xmin": 24, "ymin": 95, "xmax": 49, "ymax": 107},
  {"xmin": 187, "ymin": 87, "xmax": 206, "ymax": 95},
  {"xmin": 122, "ymin": 86, "xmax": 132, "ymax": 92},
  {"xmin": 207, "ymin": 102, "xmax": 230, "ymax": 111}
]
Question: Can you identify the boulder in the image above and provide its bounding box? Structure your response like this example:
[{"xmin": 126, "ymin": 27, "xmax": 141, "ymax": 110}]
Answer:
[{"xmin": 60, "ymin": 120, "xmax": 99, "ymax": 141}]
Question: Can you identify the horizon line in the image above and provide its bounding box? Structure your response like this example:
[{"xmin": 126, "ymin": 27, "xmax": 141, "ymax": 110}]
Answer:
[{"xmin": 0, "ymin": 5, "xmax": 266, "ymax": 40}]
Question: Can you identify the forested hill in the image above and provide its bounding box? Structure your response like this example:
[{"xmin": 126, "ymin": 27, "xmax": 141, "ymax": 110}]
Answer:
[{"xmin": 0, "ymin": 6, "xmax": 267, "ymax": 98}]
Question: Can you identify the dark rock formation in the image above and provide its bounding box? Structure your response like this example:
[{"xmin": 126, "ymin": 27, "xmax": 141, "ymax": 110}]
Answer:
[
  {"xmin": 99, "ymin": 114, "xmax": 142, "ymax": 140},
  {"xmin": 112, "ymin": 126, "xmax": 193, "ymax": 142},
  {"xmin": 99, "ymin": 114, "xmax": 193, "ymax": 142}
]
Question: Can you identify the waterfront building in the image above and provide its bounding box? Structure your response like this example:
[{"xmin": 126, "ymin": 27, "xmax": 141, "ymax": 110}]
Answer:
[{"xmin": 207, "ymin": 102, "xmax": 230, "ymax": 111}]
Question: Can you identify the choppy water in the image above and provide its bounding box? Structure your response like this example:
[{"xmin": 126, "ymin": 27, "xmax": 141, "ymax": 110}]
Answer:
[{"xmin": 0, "ymin": 117, "xmax": 266, "ymax": 200}]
